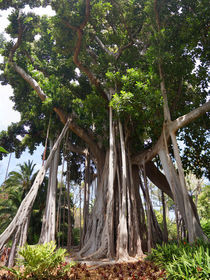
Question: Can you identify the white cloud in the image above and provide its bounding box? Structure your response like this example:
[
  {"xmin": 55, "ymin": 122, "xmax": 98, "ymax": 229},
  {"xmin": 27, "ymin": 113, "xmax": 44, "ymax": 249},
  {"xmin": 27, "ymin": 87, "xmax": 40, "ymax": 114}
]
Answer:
[
  {"xmin": 0, "ymin": 8, "xmax": 13, "ymax": 40},
  {"xmin": 0, "ymin": 84, "xmax": 20, "ymax": 131},
  {"xmin": 23, "ymin": 5, "xmax": 55, "ymax": 17}
]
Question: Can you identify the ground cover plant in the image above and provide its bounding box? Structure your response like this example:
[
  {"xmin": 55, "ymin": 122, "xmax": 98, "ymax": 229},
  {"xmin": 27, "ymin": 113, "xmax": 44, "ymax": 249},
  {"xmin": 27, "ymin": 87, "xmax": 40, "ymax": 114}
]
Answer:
[
  {"xmin": 147, "ymin": 240, "xmax": 210, "ymax": 279},
  {"xmin": 0, "ymin": 241, "xmax": 73, "ymax": 280}
]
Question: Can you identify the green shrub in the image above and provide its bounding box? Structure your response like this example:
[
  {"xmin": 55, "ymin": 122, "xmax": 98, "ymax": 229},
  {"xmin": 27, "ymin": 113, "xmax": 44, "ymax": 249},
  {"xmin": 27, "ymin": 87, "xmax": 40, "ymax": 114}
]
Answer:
[
  {"xmin": 201, "ymin": 220, "xmax": 210, "ymax": 239},
  {"xmin": 3, "ymin": 241, "xmax": 74, "ymax": 280},
  {"xmin": 147, "ymin": 240, "xmax": 210, "ymax": 280},
  {"xmin": 166, "ymin": 245, "xmax": 209, "ymax": 279}
]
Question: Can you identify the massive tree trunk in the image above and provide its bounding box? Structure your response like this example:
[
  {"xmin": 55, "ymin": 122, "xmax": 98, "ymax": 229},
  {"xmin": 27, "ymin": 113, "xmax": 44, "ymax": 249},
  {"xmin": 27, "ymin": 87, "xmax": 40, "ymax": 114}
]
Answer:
[
  {"xmin": 79, "ymin": 102, "xmax": 116, "ymax": 259},
  {"xmin": 77, "ymin": 152, "xmax": 109, "ymax": 258},
  {"xmin": 0, "ymin": 120, "xmax": 70, "ymax": 266},
  {"xmin": 39, "ymin": 139, "xmax": 60, "ymax": 244},
  {"xmin": 77, "ymin": 123, "xmax": 146, "ymax": 260}
]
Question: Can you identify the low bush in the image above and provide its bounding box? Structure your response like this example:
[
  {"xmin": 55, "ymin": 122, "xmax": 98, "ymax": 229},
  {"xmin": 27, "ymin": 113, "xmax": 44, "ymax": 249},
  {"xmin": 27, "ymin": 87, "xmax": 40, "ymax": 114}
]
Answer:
[
  {"xmin": 2, "ymin": 241, "xmax": 74, "ymax": 280},
  {"xmin": 201, "ymin": 220, "xmax": 210, "ymax": 239},
  {"xmin": 147, "ymin": 240, "xmax": 210, "ymax": 279}
]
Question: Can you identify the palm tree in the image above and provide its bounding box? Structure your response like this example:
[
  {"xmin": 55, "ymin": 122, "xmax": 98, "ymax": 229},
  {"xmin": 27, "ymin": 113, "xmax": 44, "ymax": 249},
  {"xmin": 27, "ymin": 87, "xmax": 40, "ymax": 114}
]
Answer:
[
  {"xmin": 4, "ymin": 160, "xmax": 36, "ymax": 200},
  {"xmin": 0, "ymin": 185, "xmax": 22, "ymax": 233},
  {"xmin": 0, "ymin": 160, "xmax": 36, "ymax": 234},
  {"xmin": 0, "ymin": 160, "xmax": 48, "ymax": 243}
]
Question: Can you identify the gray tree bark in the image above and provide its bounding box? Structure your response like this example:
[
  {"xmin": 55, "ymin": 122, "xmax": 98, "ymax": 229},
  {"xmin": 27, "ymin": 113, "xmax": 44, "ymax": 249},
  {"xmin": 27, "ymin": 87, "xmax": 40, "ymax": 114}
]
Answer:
[
  {"xmin": 39, "ymin": 139, "xmax": 60, "ymax": 244},
  {"xmin": 117, "ymin": 121, "xmax": 129, "ymax": 260}
]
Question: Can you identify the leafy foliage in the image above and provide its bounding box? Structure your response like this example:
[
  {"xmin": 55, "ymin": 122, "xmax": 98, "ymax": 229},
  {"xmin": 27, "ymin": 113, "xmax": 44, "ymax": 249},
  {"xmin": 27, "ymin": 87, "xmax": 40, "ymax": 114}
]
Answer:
[
  {"xmin": 2, "ymin": 241, "xmax": 73, "ymax": 280},
  {"xmin": 197, "ymin": 185, "xmax": 210, "ymax": 220},
  {"xmin": 147, "ymin": 240, "xmax": 210, "ymax": 279},
  {"xmin": 0, "ymin": 146, "xmax": 8, "ymax": 154},
  {"xmin": 200, "ymin": 220, "xmax": 210, "ymax": 240},
  {"xmin": 0, "ymin": 161, "xmax": 37, "ymax": 233},
  {"xmin": 0, "ymin": 0, "xmax": 209, "ymax": 178},
  {"xmin": 4, "ymin": 160, "xmax": 36, "ymax": 198},
  {"xmin": 0, "ymin": 185, "xmax": 22, "ymax": 233}
]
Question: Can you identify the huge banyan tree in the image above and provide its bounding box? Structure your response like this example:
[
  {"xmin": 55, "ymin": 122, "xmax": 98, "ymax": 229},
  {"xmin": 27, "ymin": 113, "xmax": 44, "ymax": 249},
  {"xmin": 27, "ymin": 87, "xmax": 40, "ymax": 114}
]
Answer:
[{"xmin": 0, "ymin": 0, "xmax": 209, "ymax": 262}]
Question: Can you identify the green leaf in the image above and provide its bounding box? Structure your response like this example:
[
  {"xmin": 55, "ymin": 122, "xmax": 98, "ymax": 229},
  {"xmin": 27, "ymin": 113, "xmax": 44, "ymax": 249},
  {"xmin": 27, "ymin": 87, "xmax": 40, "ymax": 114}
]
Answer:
[{"xmin": 0, "ymin": 146, "xmax": 8, "ymax": 153}]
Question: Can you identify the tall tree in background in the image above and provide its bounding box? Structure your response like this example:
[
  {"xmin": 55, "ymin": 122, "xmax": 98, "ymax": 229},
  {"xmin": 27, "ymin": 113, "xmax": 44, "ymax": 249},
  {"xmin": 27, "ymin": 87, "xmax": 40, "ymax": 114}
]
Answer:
[
  {"xmin": 0, "ymin": 0, "xmax": 209, "ymax": 260},
  {"xmin": 3, "ymin": 160, "xmax": 36, "ymax": 199}
]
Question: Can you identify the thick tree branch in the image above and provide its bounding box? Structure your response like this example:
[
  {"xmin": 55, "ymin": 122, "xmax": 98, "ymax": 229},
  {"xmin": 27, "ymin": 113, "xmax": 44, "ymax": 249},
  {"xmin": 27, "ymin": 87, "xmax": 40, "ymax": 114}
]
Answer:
[
  {"xmin": 11, "ymin": 64, "xmax": 103, "ymax": 164},
  {"xmin": 95, "ymin": 35, "xmax": 133, "ymax": 61},
  {"xmin": 95, "ymin": 36, "xmax": 114, "ymax": 57},
  {"xmin": 170, "ymin": 101, "xmax": 210, "ymax": 133},
  {"xmin": 154, "ymin": 0, "xmax": 171, "ymax": 122},
  {"xmin": 12, "ymin": 63, "xmax": 47, "ymax": 101},
  {"xmin": 154, "ymin": 0, "xmax": 161, "ymax": 31},
  {"xmin": 80, "ymin": 0, "xmax": 90, "ymax": 30},
  {"xmin": 145, "ymin": 161, "xmax": 173, "ymax": 198},
  {"xmin": 132, "ymin": 101, "xmax": 210, "ymax": 165},
  {"xmin": 132, "ymin": 133, "xmax": 164, "ymax": 165},
  {"xmin": 64, "ymin": 0, "xmax": 108, "ymax": 101},
  {"xmin": 73, "ymin": 28, "xmax": 106, "ymax": 98},
  {"xmin": 145, "ymin": 161, "xmax": 201, "ymax": 223}
]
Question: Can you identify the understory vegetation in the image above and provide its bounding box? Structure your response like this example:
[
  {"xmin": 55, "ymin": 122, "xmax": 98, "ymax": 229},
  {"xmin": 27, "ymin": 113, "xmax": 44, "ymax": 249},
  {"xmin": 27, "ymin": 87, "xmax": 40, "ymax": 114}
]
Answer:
[
  {"xmin": 147, "ymin": 240, "xmax": 210, "ymax": 279},
  {"xmin": 1, "ymin": 242, "xmax": 73, "ymax": 280},
  {"xmin": 1, "ymin": 240, "xmax": 209, "ymax": 279},
  {"xmin": 1, "ymin": 242, "xmax": 166, "ymax": 280}
]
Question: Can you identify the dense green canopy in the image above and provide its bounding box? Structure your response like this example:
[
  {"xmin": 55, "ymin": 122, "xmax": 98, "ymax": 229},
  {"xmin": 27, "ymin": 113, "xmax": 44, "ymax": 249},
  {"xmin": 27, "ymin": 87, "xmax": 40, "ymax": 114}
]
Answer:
[{"xmin": 0, "ymin": 0, "xmax": 209, "ymax": 176}]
